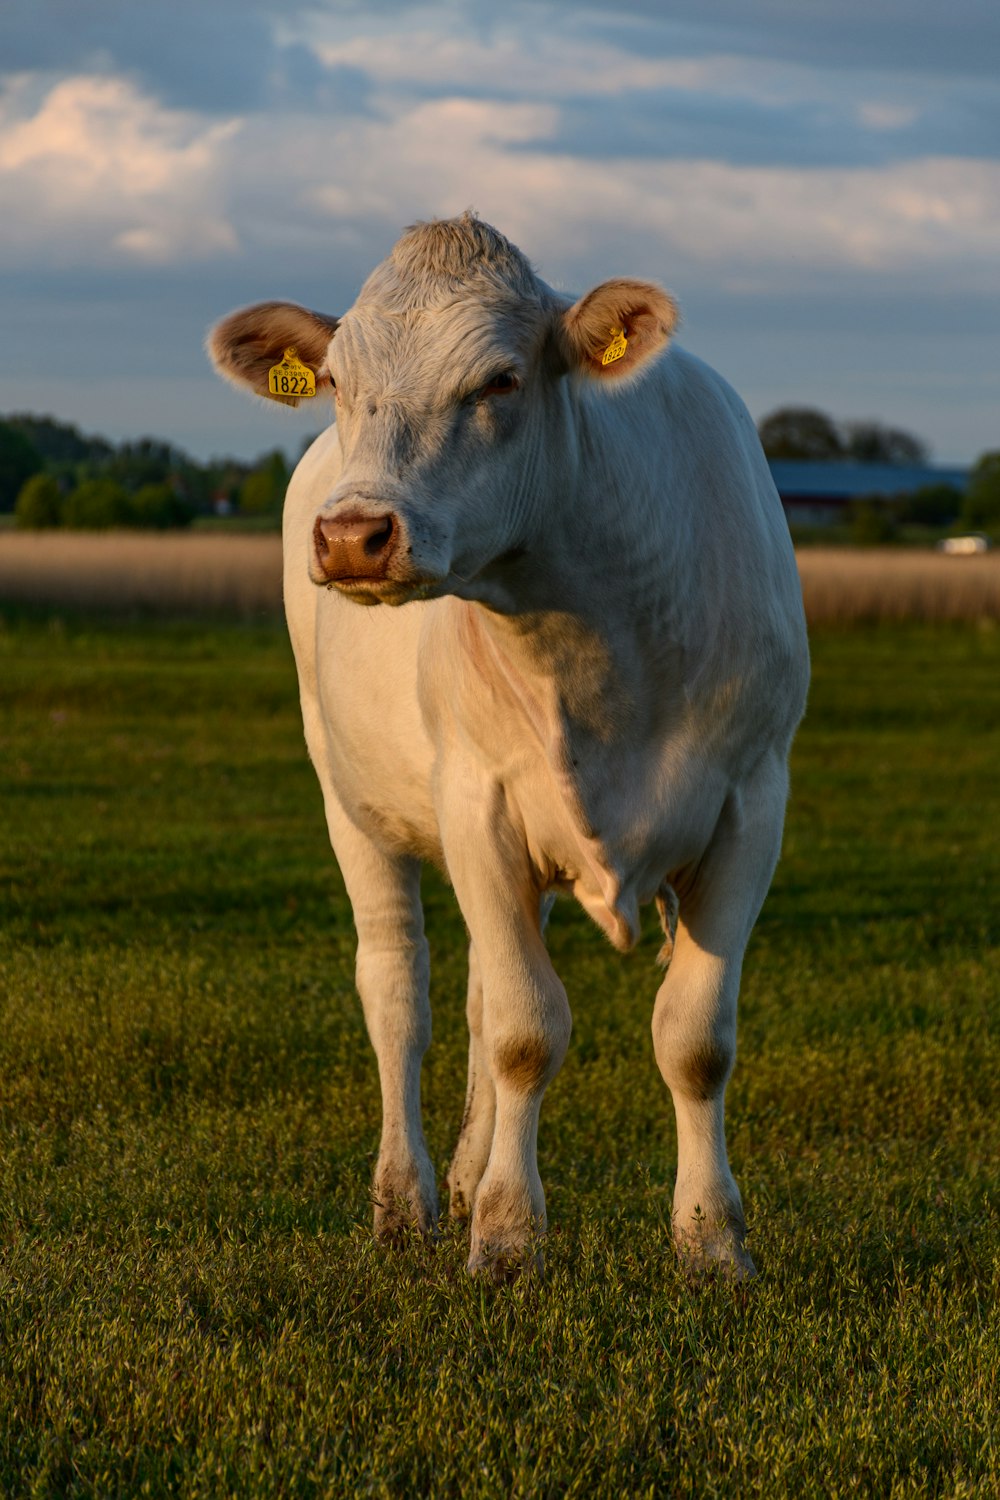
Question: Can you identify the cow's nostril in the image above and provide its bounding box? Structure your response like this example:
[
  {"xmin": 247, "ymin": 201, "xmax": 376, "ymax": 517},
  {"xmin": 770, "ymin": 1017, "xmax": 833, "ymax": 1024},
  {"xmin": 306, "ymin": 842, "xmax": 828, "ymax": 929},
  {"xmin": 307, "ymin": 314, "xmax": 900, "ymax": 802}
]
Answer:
[
  {"xmin": 314, "ymin": 508, "xmax": 399, "ymax": 583},
  {"xmin": 364, "ymin": 515, "xmax": 394, "ymax": 556}
]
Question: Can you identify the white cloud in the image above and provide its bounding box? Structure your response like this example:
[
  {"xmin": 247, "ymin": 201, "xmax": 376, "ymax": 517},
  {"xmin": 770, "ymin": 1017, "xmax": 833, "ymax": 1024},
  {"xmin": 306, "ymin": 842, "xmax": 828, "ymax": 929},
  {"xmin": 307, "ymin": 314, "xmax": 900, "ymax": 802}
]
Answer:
[
  {"xmin": 301, "ymin": 19, "xmax": 932, "ymax": 125},
  {"xmin": 0, "ymin": 59, "xmax": 995, "ymax": 294},
  {"xmin": 0, "ymin": 73, "xmax": 241, "ymax": 265},
  {"xmin": 306, "ymin": 27, "xmax": 728, "ymax": 100},
  {"xmin": 858, "ymin": 101, "xmax": 920, "ymax": 131},
  {"xmin": 300, "ymin": 96, "xmax": 1000, "ymax": 286}
]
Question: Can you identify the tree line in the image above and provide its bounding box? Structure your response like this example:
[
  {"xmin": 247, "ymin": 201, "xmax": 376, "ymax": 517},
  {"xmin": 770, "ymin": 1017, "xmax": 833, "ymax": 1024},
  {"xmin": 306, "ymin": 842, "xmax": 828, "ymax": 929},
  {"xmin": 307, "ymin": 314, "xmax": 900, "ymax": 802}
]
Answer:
[
  {"xmin": 0, "ymin": 414, "xmax": 300, "ymax": 530},
  {"xmin": 758, "ymin": 408, "xmax": 931, "ymax": 465},
  {"xmin": 2, "ymin": 406, "xmax": 998, "ymax": 537}
]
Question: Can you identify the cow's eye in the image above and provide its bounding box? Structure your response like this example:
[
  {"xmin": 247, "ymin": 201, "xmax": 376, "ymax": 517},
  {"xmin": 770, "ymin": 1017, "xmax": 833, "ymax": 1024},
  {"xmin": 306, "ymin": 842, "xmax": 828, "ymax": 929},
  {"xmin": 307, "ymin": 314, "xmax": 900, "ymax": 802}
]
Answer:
[{"xmin": 480, "ymin": 371, "xmax": 519, "ymax": 398}]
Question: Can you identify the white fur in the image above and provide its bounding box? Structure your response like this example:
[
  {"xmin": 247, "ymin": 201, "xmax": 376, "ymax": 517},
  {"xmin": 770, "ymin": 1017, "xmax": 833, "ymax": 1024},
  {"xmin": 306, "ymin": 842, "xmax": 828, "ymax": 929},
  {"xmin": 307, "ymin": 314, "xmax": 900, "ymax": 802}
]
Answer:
[{"xmin": 216, "ymin": 219, "xmax": 810, "ymax": 1278}]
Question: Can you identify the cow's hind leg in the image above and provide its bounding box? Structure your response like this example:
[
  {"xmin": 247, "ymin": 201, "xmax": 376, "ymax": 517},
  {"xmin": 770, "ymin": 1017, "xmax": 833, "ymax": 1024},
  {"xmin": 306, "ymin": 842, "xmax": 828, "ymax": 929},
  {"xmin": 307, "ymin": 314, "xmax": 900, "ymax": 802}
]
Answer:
[
  {"xmin": 325, "ymin": 797, "xmax": 437, "ymax": 1241},
  {"xmin": 652, "ymin": 759, "xmax": 788, "ymax": 1279},
  {"xmin": 446, "ymin": 941, "xmax": 493, "ymax": 1223}
]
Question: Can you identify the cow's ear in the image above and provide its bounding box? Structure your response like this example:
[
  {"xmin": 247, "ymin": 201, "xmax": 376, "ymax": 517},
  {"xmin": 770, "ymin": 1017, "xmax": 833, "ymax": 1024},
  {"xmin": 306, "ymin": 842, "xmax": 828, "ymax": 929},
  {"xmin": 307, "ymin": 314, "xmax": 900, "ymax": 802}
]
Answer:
[
  {"xmin": 207, "ymin": 301, "xmax": 340, "ymax": 406},
  {"xmin": 558, "ymin": 278, "xmax": 677, "ymax": 383}
]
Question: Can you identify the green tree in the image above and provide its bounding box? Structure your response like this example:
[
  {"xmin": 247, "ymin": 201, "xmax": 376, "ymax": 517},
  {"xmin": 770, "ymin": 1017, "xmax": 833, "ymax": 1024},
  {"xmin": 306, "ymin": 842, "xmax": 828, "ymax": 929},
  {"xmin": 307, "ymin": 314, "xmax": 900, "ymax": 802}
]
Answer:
[
  {"xmin": 850, "ymin": 497, "xmax": 898, "ymax": 545},
  {"xmin": 14, "ymin": 472, "xmax": 64, "ymax": 529},
  {"xmin": 758, "ymin": 407, "xmax": 845, "ymax": 461},
  {"xmin": 2, "ymin": 413, "xmax": 115, "ymax": 468},
  {"xmin": 239, "ymin": 450, "xmax": 289, "ymax": 514},
  {"xmin": 103, "ymin": 438, "xmax": 187, "ymax": 490},
  {"xmin": 959, "ymin": 451, "xmax": 1000, "ymax": 532},
  {"xmin": 63, "ymin": 478, "xmax": 135, "ymax": 530},
  {"xmin": 131, "ymin": 483, "xmax": 194, "ymax": 530},
  {"xmin": 0, "ymin": 422, "xmax": 44, "ymax": 510},
  {"xmin": 894, "ymin": 483, "xmax": 962, "ymax": 527},
  {"xmin": 843, "ymin": 421, "xmax": 929, "ymax": 465}
]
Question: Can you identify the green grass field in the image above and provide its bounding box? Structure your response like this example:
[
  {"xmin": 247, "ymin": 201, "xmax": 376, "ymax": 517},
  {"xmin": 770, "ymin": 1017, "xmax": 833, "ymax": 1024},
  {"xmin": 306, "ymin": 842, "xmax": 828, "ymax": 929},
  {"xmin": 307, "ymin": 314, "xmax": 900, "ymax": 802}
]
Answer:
[{"xmin": 1, "ymin": 609, "xmax": 997, "ymax": 1497}]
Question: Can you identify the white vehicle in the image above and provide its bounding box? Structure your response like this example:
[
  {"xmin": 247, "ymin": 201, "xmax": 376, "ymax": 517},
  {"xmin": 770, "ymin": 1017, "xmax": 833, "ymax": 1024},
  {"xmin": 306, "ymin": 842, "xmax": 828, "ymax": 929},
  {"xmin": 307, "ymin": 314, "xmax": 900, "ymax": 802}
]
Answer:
[{"xmin": 937, "ymin": 534, "xmax": 991, "ymax": 555}]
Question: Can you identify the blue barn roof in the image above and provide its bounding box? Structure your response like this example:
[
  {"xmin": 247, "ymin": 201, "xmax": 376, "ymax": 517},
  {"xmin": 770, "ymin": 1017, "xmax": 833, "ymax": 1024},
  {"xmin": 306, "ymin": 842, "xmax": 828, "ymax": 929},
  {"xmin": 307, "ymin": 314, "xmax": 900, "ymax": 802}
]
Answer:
[{"xmin": 768, "ymin": 461, "xmax": 969, "ymax": 500}]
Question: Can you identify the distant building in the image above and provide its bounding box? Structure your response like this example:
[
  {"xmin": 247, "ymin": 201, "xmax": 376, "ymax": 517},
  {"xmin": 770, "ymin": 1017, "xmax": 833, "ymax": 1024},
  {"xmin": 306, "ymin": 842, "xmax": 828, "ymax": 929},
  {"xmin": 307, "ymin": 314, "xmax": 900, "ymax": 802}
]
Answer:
[{"xmin": 768, "ymin": 461, "xmax": 970, "ymax": 526}]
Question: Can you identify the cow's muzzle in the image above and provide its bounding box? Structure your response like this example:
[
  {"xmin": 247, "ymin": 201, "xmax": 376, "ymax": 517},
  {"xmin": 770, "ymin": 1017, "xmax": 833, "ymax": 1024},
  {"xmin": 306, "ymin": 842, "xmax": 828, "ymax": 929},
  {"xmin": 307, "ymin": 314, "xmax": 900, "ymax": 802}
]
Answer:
[{"xmin": 313, "ymin": 509, "xmax": 398, "ymax": 584}]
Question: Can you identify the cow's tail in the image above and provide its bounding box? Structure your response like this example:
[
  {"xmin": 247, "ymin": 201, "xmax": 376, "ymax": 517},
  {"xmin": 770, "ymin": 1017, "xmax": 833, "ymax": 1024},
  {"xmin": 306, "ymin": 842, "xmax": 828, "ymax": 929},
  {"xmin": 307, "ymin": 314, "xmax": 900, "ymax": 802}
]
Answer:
[{"xmin": 655, "ymin": 882, "xmax": 678, "ymax": 967}]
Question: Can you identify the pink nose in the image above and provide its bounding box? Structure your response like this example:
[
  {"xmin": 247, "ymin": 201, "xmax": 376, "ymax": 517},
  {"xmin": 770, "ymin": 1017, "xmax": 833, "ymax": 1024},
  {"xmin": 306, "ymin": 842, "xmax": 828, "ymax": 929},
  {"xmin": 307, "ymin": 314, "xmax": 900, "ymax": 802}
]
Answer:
[{"xmin": 314, "ymin": 510, "xmax": 397, "ymax": 581}]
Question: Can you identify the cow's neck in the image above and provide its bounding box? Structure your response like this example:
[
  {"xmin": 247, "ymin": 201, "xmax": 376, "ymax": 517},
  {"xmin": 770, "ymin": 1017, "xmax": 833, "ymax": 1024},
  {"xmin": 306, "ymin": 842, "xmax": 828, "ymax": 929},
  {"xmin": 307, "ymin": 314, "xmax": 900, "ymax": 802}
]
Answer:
[
  {"xmin": 456, "ymin": 394, "xmax": 692, "ymax": 749},
  {"xmin": 459, "ymin": 575, "xmax": 684, "ymax": 789}
]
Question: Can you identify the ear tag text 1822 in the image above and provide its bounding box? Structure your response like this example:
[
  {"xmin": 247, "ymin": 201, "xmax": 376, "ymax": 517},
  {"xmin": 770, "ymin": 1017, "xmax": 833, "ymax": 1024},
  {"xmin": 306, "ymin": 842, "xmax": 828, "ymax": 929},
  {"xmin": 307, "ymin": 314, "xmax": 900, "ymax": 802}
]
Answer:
[
  {"xmin": 601, "ymin": 326, "xmax": 628, "ymax": 366},
  {"xmin": 267, "ymin": 347, "xmax": 316, "ymax": 399}
]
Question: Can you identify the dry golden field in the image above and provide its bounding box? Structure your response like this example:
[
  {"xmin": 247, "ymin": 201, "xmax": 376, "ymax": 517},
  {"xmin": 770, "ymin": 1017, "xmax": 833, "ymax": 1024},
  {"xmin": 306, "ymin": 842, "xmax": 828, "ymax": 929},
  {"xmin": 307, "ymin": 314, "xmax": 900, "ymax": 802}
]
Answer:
[
  {"xmin": 795, "ymin": 545, "xmax": 1000, "ymax": 624},
  {"xmin": 0, "ymin": 531, "xmax": 998, "ymax": 623},
  {"xmin": 0, "ymin": 532, "xmax": 284, "ymax": 618}
]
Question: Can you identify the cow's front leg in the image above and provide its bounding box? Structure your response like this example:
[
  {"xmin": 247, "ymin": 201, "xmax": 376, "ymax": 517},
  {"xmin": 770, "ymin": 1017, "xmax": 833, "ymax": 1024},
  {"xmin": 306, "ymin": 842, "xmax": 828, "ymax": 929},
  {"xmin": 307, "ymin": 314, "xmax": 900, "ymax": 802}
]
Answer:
[
  {"xmin": 652, "ymin": 766, "xmax": 787, "ymax": 1279},
  {"xmin": 442, "ymin": 800, "xmax": 570, "ymax": 1279},
  {"xmin": 324, "ymin": 797, "xmax": 437, "ymax": 1241},
  {"xmin": 447, "ymin": 896, "xmax": 555, "ymax": 1224},
  {"xmin": 471, "ymin": 936, "xmax": 570, "ymax": 1279}
]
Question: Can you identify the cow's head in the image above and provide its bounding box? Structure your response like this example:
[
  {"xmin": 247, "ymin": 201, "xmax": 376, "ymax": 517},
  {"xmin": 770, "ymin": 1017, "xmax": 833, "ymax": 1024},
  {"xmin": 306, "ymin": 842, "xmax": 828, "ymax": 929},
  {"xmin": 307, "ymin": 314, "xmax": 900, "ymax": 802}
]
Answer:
[{"xmin": 208, "ymin": 214, "xmax": 677, "ymax": 606}]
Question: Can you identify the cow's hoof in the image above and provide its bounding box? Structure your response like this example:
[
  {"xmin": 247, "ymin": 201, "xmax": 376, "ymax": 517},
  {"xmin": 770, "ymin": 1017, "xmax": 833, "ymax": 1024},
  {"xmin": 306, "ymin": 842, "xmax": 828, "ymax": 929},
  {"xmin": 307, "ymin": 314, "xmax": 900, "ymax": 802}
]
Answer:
[
  {"xmin": 374, "ymin": 1209, "xmax": 437, "ymax": 1248},
  {"xmin": 372, "ymin": 1175, "xmax": 438, "ymax": 1245},
  {"xmin": 674, "ymin": 1219, "xmax": 757, "ymax": 1282},
  {"xmin": 678, "ymin": 1242, "xmax": 757, "ymax": 1283},
  {"xmin": 466, "ymin": 1176, "xmax": 545, "ymax": 1282},
  {"xmin": 466, "ymin": 1241, "xmax": 542, "ymax": 1285}
]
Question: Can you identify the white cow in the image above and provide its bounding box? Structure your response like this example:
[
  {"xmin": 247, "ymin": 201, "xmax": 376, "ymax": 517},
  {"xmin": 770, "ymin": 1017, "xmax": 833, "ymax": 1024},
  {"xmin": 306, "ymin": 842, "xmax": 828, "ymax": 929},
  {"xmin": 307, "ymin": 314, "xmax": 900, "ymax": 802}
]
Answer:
[{"xmin": 209, "ymin": 214, "xmax": 809, "ymax": 1280}]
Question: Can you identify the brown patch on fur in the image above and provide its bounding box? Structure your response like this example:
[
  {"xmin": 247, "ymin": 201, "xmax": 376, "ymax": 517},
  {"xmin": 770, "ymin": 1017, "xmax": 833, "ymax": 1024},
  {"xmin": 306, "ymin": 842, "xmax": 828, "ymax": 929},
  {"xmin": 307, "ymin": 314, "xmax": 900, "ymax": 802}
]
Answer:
[
  {"xmin": 449, "ymin": 1187, "xmax": 471, "ymax": 1223},
  {"xmin": 681, "ymin": 1042, "xmax": 733, "ymax": 1100},
  {"xmin": 471, "ymin": 1180, "xmax": 507, "ymax": 1231},
  {"xmin": 207, "ymin": 301, "xmax": 340, "ymax": 405},
  {"xmin": 561, "ymin": 277, "xmax": 678, "ymax": 382},
  {"xmin": 356, "ymin": 801, "xmax": 444, "ymax": 867},
  {"xmin": 494, "ymin": 1036, "xmax": 551, "ymax": 1093}
]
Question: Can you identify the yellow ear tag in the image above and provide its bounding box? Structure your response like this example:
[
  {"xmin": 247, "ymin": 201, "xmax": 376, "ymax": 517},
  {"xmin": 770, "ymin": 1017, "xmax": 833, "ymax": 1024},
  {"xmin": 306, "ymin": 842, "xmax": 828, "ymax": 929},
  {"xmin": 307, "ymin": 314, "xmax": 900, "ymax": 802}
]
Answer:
[
  {"xmin": 267, "ymin": 347, "xmax": 316, "ymax": 399},
  {"xmin": 601, "ymin": 326, "xmax": 628, "ymax": 367}
]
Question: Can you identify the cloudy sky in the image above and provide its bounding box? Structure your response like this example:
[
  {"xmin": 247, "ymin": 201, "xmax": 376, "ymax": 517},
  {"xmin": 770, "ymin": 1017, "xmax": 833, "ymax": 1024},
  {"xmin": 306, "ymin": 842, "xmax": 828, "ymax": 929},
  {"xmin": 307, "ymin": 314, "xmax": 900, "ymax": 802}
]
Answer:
[{"xmin": 1, "ymin": 0, "xmax": 998, "ymax": 464}]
